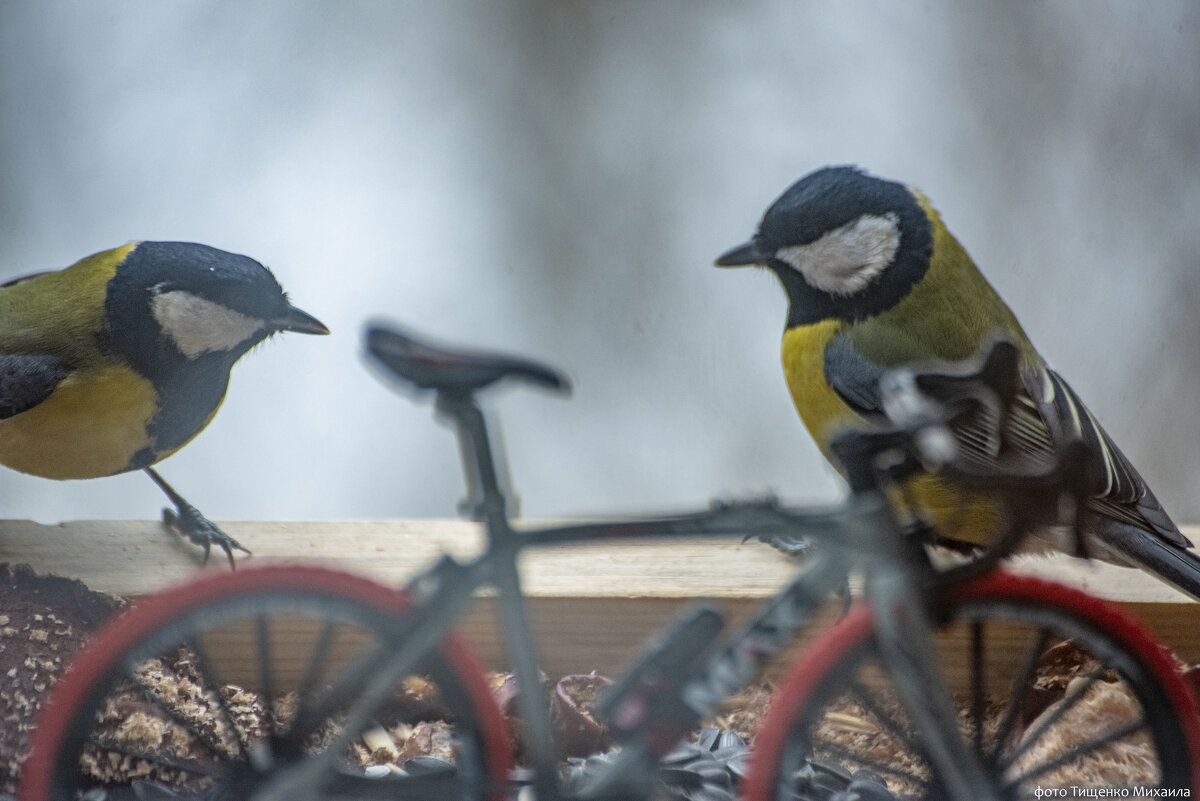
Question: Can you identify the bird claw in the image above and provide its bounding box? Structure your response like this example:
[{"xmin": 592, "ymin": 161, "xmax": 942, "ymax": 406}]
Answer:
[
  {"xmin": 751, "ymin": 533, "xmax": 814, "ymax": 557},
  {"xmin": 161, "ymin": 503, "xmax": 251, "ymax": 569}
]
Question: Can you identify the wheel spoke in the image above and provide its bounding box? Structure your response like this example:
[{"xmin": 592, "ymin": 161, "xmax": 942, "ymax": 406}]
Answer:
[
  {"xmin": 807, "ymin": 734, "xmax": 930, "ymax": 788},
  {"xmin": 116, "ymin": 660, "xmax": 241, "ymax": 764},
  {"xmin": 987, "ymin": 627, "xmax": 1054, "ymax": 764},
  {"xmin": 186, "ymin": 634, "xmax": 252, "ymax": 757},
  {"xmin": 289, "ymin": 618, "xmax": 339, "ymax": 742},
  {"xmin": 88, "ymin": 735, "xmax": 223, "ymax": 779},
  {"xmin": 256, "ymin": 613, "xmax": 279, "ymax": 745},
  {"xmin": 969, "ymin": 620, "xmax": 986, "ymax": 754},
  {"xmin": 287, "ymin": 639, "xmax": 392, "ymax": 741},
  {"xmin": 1003, "ymin": 717, "xmax": 1150, "ymax": 790},
  {"xmin": 323, "ymin": 765, "xmax": 467, "ymax": 800},
  {"xmin": 1001, "ymin": 665, "xmax": 1106, "ymax": 768},
  {"xmin": 296, "ymin": 619, "xmax": 338, "ymax": 704},
  {"xmin": 845, "ymin": 677, "xmax": 925, "ymax": 758}
]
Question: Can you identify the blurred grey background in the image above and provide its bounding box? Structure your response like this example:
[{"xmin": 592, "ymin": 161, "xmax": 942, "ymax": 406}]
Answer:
[{"xmin": 1, "ymin": 2, "xmax": 1197, "ymax": 527}]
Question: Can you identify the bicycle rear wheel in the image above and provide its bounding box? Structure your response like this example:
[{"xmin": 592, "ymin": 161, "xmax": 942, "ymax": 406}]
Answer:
[
  {"xmin": 744, "ymin": 570, "xmax": 1200, "ymax": 800},
  {"xmin": 20, "ymin": 565, "xmax": 512, "ymax": 801}
]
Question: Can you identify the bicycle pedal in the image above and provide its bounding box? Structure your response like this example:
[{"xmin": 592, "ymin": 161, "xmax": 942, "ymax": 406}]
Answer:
[{"xmin": 599, "ymin": 606, "xmax": 725, "ymax": 736}]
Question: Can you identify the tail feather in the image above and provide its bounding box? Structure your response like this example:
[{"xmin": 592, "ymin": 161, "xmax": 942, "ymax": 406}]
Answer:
[{"xmin": 1090, "ymin": 516, "xmax": 1200, "ymax": 602}]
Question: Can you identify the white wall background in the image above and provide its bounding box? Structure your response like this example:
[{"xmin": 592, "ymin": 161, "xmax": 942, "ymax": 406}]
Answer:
[{"xmin": 1, "ymin": 2, "xmax": 1198, "ymax": 527}]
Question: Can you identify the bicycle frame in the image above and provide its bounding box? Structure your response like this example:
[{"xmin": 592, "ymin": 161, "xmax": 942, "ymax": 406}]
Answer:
[{"xmin": 258, "ymin": 390, "xmax": 1000, "ymax": 801}]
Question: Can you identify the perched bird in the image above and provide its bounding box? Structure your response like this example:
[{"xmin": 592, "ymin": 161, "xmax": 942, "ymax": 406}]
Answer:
[
  {"xmin": 0, "ymin": 241, "xmax": 328, "ymax": 564},
  {"xmin": 715, "ymin": 165, "xmax": 1200, "ymax": 600}
]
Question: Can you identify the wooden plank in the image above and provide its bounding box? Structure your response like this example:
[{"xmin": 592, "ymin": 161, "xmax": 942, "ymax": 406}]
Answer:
[
  {"xmin": 5, "ymin": 518, "xmax": 1197, "ymax": 601},
  {"xmin": 2, "ymin": 519, "xmax": 1198, "ymax": 676},
  {"xmin": 0, "ymin": 518, "xmax": 802, "ymax": 598}
]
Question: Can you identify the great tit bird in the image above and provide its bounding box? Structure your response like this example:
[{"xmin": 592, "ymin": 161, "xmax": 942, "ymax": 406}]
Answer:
[
  {"xmin": 0, "ymin": 241, "xmax": 328, "ymax": 564},
  {"xmin": 715, "ymin": 165, "xmax": 1200, "ymax": 600}
]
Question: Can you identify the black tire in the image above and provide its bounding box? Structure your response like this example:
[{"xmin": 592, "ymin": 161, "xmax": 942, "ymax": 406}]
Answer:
[{"xmin": 21, "ymin": 565, "xmax": 512, "ymax": 801}]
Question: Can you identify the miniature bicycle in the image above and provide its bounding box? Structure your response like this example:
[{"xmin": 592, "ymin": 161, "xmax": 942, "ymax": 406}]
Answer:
[{"xmin": 21, "ymin": 327, "xmax": 1200, "ymax": 800}]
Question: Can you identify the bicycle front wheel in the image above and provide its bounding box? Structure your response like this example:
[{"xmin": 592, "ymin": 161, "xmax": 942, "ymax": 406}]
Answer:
[
  {"xmin": 20, "ymin": 565, "xmax": 512, "ymax": 801},
  {"xmin": 744, "ymin": 570, "xmax": 1200, "ymax": 800}
]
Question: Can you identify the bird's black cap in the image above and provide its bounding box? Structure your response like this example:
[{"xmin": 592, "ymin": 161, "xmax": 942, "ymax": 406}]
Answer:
[
  {"xmin": 718, "ymin": 166, "xmax": 918, "ymax": 265},
  {"xmin": 715, "ymin": 166, "xmax": 933, "ymax": 324}
]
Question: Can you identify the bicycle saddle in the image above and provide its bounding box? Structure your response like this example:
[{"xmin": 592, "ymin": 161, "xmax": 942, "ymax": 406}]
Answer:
[{"xmin": 366, "ymin": 324, "xmax": 571, "ymax": 396}]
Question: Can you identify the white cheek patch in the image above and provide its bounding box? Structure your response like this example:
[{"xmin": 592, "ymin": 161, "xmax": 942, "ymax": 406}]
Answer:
[
  {"xmin": 151, "ymin": 289, "xmax": 265, "ymax": 359},
  {"xmin": 775, "ymin": 212, "xmax": 901, "ymax": 296}
]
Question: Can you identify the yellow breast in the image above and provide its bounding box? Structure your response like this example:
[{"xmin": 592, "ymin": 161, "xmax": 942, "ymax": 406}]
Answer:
[
  {"xmin": 780, "ymin": 319, "xmax": 858, "ymax": 463},
  {"xmin": 0, "ymin": 363, "xmax": 158, "ymax": 479}
]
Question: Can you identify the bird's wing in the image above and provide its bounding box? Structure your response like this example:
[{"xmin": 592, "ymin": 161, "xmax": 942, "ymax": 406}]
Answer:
[
  {"xmin": 0, "ymin": 354, "xmax": 68, "ymax": 419},
  {"xmin": 0, "ymin": 270, "xmax": 56, "ymax": 289},
  {"xmin": 822, "ymin": 334, "xmax": 888, "ymax": 417},
  {"xmin": 1025, "ymin": 366, "xmax": 1189, "ymax": 548},
  {"xmin": 826, "ymin": 335, "xmax": 1055, "ymax": 474},
  {"xmin": 823, "ymin": 334, "xmax": 1186, "ymax": 550}
]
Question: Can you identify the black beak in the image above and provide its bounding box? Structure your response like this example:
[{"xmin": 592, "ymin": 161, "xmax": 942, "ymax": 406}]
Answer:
[
  {"xmin": 714, "ymin": 240, "xmax": 764, "ymax": 267},
  {"xmin": 276, "ymin": 306, "xmax": 330, "ymax": 335}
]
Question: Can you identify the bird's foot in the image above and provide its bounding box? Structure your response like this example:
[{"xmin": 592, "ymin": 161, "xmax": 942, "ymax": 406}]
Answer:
[
  {"xmin": 161, "ymin": 501, "xmax": 251, "ymax": 568},
  {"xmin": 747, "ymin": 533, "xmax": 814, "ymax": 557}
]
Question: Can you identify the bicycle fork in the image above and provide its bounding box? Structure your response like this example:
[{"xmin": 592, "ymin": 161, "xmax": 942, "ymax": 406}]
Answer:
[{"xmin": 864, "ymin": 519, "xmax": 1003, "ymax": 800}]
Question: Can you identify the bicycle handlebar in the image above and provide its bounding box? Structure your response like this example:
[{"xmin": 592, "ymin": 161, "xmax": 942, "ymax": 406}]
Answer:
[{"xmin": 835, "ymin": 338, "xmax": 1086, "ymax": 498}]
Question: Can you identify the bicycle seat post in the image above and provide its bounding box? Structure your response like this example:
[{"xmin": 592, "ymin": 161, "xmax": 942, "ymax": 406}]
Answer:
[{"xmin": 435, "ymin": 390, "xmax": 514, "ymax": 536}]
